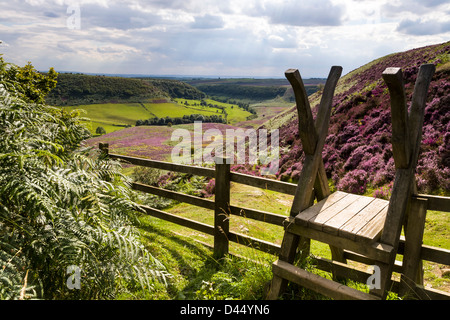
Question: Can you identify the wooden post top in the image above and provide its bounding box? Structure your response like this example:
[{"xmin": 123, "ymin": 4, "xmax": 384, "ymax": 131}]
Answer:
[{"xmin": 285, "ymin": 66, "xmax": 342, "ymax": 156}]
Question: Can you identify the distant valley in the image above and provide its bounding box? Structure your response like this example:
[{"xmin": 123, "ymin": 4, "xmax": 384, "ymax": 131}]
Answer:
[{"xmin": 46, "ymin": 72, "xmax": 324, "ymax": 136}]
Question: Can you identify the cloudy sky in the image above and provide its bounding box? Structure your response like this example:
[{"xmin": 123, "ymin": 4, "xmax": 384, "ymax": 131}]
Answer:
[{"xmin": 1, "ymin": 0, "xmax": 449, "ymax": 78}]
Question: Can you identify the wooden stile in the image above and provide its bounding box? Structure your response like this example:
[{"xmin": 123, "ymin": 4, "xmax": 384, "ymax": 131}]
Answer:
[{"xmin": 267, "ymin": 63, "xmax": 446, "ymax": 300}]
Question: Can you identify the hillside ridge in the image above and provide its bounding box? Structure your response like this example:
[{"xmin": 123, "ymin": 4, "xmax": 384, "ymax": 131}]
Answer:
[
  {"xmin": 45, "ymin": 73, "xmax": 206, "ymax": 106},
  {"xmin": 275, "ymin": 41, "xmax": 450, "ymax": 195}
]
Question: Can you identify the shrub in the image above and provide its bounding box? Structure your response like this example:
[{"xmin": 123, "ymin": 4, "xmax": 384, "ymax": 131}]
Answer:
[
  {"xmin": 373, "ymin": 182, "xmax": 393, "ymax": 200},
  {"xmin": 202, "ymin": 178, "xmax": 216, "ymax": 197},
  {"xmin": 0, "ymin": 63, "xmax": 169, "ymax": 299},
  {"xmin": 337, "ymin": 169, "xmax": 368, "ymax": 194}
]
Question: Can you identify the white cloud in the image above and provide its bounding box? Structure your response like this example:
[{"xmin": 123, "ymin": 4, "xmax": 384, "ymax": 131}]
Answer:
[
  {"xmin": 247, "ymin": 0, "xmax": 345, "ymax": 26},
  {"xmin": 0, "ymin": 0, "xmax": 449, "ymax": 77},
  {"xmin": 190, "ymin": 14, "xmax": 224, "ymax": 29},
  {"xmin": 397, "ymin": 18, "xmax": 450, "ymax": 35}
]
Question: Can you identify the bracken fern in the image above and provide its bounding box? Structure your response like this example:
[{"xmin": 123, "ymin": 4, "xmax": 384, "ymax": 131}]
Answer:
[{"xmin": 0, "ymin": 81, "xmax": 169, "ymax": 299}]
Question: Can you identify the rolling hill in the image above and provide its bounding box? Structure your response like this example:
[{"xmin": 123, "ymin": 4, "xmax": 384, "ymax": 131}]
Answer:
[
  {"xmin": 63, "ymin": 98, "xmax": 254, "ymax": 135},
  {"xmin": 45, "ymin": 73, "xmax": 206, "ymax": 106},
  {"xmin": 185, "ymin": 77, "xmax": 324, "ymax": 103},
  {"xmin": 273, "ymin": 41, "xmax": 450, "ymax": 195},
  {"xmin": 59, "ymin": 41, "xmax": 449, "ymax": 198}
]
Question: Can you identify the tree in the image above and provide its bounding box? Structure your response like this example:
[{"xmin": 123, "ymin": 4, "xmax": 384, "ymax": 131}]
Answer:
[
  {"xmin": 96, "ymin": 126, "xmax": 106, "ymax": 135},
  {"xmin": 0, "ymin": 57, "xmax": 58, "ymax": 104}
]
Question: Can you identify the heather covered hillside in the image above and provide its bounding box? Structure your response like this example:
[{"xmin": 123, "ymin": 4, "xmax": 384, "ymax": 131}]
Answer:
[{"xmin": 275, "ymin": 41, "xmax": 450, "ymax": 196}]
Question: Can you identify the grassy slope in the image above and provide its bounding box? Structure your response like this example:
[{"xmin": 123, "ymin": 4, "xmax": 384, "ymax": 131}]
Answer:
[
  {"xmin": 65, "ymin": 103, "xmax": 153, "ymax": 133},
  {"xmin": 64, "ymin": 98, "xmax": 253, "ymax": 134}
]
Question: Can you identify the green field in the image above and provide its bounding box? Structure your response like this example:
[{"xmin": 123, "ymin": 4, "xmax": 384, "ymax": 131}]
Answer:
[
  {"xmin": 145, "ymin": 100, "xmax": 218, "ymax": 118},
  {"xmin": 62, "ymin": 99, "xmax": 253, "ymax": 135},
  {"xmin": 63, "ymin": 103, "xmax": 152, "ymax": 134},
  {"xmin": 173, "ymin": 98, "xmax": 254, "ymax": 124}
]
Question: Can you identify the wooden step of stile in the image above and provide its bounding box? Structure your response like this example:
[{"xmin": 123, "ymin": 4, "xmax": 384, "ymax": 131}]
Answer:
[
  {"xmin": 283, "ymin": 216, "xmax": 394, "ymax": 264},
  {"xmin": 294, "ymin": 191, "xmax": 389, "ymax": 243},
  {"xmin": 272, "ymin": 259, "xmax": 380, "ymax": 300}
]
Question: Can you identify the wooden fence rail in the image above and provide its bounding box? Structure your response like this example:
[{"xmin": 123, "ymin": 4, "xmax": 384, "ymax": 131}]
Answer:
[{"xmin": 99, "ymin": 143, "xmax": 450, "ymax": 298}]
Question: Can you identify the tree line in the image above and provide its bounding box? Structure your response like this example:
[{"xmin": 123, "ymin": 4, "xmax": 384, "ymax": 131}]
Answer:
[
  {"xmin": 194, "ymin": 84, "xmax": 287, "ymax": 101},
  {"xmin": 136, "ymin": 113, "xmax": 226, "ymax": 126},
  {"xmin": 45, "ymin": 73, "xmax": 207, "ymax": 106}
]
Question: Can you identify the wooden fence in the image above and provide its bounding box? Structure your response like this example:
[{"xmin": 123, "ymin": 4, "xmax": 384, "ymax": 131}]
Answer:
[{"xmin": 99, "ymin": 143, "xmax": 450, "ymax": 299}]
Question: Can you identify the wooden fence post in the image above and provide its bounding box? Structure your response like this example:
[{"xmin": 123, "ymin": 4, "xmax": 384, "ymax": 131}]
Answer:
[
  {"xmin": 214, "ymin": 156, "xmax": 230, "ymax": 259},
  {"xmin": 99, "ymin": 143, "xmax": 109, "ymax": 156},
  {"xmin": 399, "ymin": 197, "xmax": 427, "ymax": 298}
]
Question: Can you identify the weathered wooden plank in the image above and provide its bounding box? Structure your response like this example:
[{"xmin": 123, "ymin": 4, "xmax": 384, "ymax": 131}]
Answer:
[
  {"xmin": 272, "ymin": 259, "xmax": 380, "ymax": 300},
  {"xmin": 132, "ymin": 182, "xmax": 215, "ymax": 210},
  {"xmin": 413, "ymin": 194, "xmax": 450, "ymax": 212},
  {"xmin": 314, "ymin": 255, "xmax": 375, "ymax": 285},
  {"xmin": 314, "ymin": 160, "xmax": 331, "ymax": 201},
  {"xmin": 307, "ymin": 193, "xmax": 361, "ymax": 231},
  {"xmin": 285, "ymin": 218, "xmax": 393, "ymax": 263},
  {"xmin": 322, "ymin": 195, "xmax": 374, "ymax": 235},
  {"xmin": 228, "ymin": 232, "xmax": 281, "ymax": 255},
  {"xmin": 380, "ymin": 65, "xmax": 435, "ymax": 248},
  {"xmin": 314, "ymin": 66, "xmax": 343, "ymax": 145},
  {"xmin": 228, "ymin": 205, "xmax": 286, "ymax": 226},
  {"xmin": 400, "ymin": 197, "xmax": 427, "ymax": 297},
  {"xmin": 230, "ymin": 171, "xmax": 297, "ymax": 195},
  {"xmin": 312, "ymin": 255, "xmax": 450, "ymax": 300},
  {"xmin": 267, "ymin": 231, "xmax": 300, "ymax": 299},
  {"xmin": 289, "ymin": 153, "xmax": 321, "ymax": 215},
  {"xmin": 295, "ymin": 191, "xmax": 349, "ymax": 225},
  {"xmin": 288, "ymin": 66, "xmax": 342, "ymax": 216},
  {"xmin": 382, "ymin": 67, "xmax": 410, "ymax": 169},
  {"xmin": 314, "ymin": 66, "xmax": 342, "ymax": 200},
  {"xmin": 139, "ymin": 205, "xmax": 215, "ymax": 235},
  {"xmin": 408, "ymin": 64, "xmax": 435, "ymax": 167},
  {"xmin": 414, "ymin": 286, "xmax": 450, "ymax": 300},
  {"xmin": 370, "ymin": 173, "xmax": 411, "ymax": 299},
  {"xmin": 339, "ymin": 198, "xmax": 389, "ymax": 241},
  {"xmin": 285, "ymin": 68, "xmax": 318, "ymax": 155},
  {"xmin": 312, "ymin": 66, "xmax": 342, "ymax": 201},
  {"xmin": 109, "ymin": 153, "xmax": 215, "ymax": 178},
  {"xmin": 397, "ymin": 236, "xmax": 450, "ymax": 266},
  {"xmin": 356, "ymin": 204, "xmax": 388, "ymax": 242},
  {"xmin": 214, "ymin": 157, "xmax": 230, "ymax": 258},
  {"xmin": 343, "ymin": 251, "xmax": 403, "ymax": 274},
  {"xmin": 420, "ymin": 244, "xmax": 450, "ymax": 265},
  {"xmin": 381, "ymin": 168, "xmax": 414, "ymax": 247}
]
